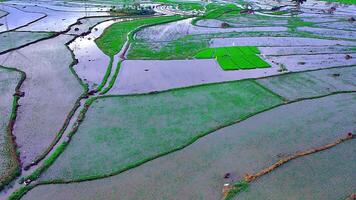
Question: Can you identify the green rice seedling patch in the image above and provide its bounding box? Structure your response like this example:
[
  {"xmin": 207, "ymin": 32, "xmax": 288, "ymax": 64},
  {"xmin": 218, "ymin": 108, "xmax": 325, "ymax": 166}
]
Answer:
[
  {"xmin": 217, "ymin": 55, "xmax": 238, "ymax": 70},
  {"xmin": 195, "ymin": 46, "xmax": 270, "ymax": 70},
  {"xmin": 258, "ymin": 66, "xmax": 356, "ymax": 101},
  {"xmin": 194, "ymin": 48, "xmax": 215, "ymax": 59},
  {"xmin": 321, "ymin": 0, "xmax": 356, "ymax": 4},
  {"xmin": 95, "ymin": 15, "xmax": 183, "ymax": 57},
  {"xmin": 39, "ymin": 80, "xmax": 283, "ymax": 182}
]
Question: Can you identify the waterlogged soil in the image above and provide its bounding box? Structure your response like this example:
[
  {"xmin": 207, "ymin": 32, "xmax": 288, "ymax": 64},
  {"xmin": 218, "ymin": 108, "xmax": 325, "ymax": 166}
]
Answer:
[
  {"xmin": 136, "ymin": 18, "xmax": 287, "ymax": 42},
  {"xmin": 0, "ymin": 67, "xmax": 21, "ymax": 187},
  {"xmin": 0, "ymin": 35, "xmax": 83, "ymax": 167},
  {"xmin": 266, "ymin": 53, "xmax": 356, "ymax": 71},
  {"xmin": 237, "ymin": 139, "xmax": 356, "ymax": 200},
  {"xmin": 258, "ymin": 66, "xmax": 356, "ymax": 101},
  {"xmin": 0, "ymin": 4, "xmax": 45, "ymax": 33},
  {"xmin": 197, "ymin": 18, "xmax": 287, "ymax": 28},
  {"xmin": 39, "ymin": 80, "xmax": 283, "ymax": 182},
  {"xmin": 259, "ymin": 46, "xmax": 356, "ymax": 55},
  {"xmin": 0, "ymin": 31, "xmax": 53, "ymax": 53},
  {"xmin": 210, "ymin": 37, "xmax": 356, "ymax": 47},
  {"xmin": 21, "ymin": 93, "xmax": 356, "ymax": 200},
  {"xmin": 297, "ymin": 27, "xmax": 356, "ymax": 40},
  {"xmin": 0, "ymin": 9, "xmax": 7, "ymax": 18},
  {"xmin": 218, "ymin": 14, "xmax": 288, "ymax": 27},
  {"xmin": 109, "ymin": 59, "xmax": 280, "ymax": 95}
]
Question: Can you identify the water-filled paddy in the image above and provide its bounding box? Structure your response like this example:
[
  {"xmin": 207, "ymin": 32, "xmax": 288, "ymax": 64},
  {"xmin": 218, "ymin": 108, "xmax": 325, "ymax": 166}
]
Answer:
[
  {"xmin": 21, "ymin": 93, "xmax": 356, "ymax": 200},
  {"xmin": 0, "ymin": 35, "xmax": 83, "ymax": 167},
  {"xmin": 39, "ymin": 80, "xmax": 283, "ymax": 182}
]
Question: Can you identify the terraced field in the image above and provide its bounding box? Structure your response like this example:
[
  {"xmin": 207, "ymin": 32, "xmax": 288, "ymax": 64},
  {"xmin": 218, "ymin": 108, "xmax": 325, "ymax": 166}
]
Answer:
[{"xmin": 0, "ymin": 0, "xmax": 355, "ymax": 200}]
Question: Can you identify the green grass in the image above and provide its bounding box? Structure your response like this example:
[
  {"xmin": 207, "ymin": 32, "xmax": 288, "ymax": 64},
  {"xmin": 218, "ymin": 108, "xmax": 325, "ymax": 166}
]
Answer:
[
  {"xmin": 320, "ymin": 0, "xmax": 356, "ymax": 4},
  {"xmin": 38, "ymin": 80, "xmax": 284, "ymax": 182},
  {"xmin": 195, "ymin": 46, "xmax": 270, "ymax": 70},
  {"xmin": 225, "ymin": 181, "xmax": 249, "ymax": 200},
  {"xmin": 95, "ymin": 56, "xmax": 113, "ymax": 92},
  {"xmin": 100, "ymin": 60, "xmax": 122, "ymax": 94},
  {"xmin": 95, "ymin": 15, "xmax": 183, "ymax": 57},
  {"xmin": 8, "ymin": 186, "xmax": 34, "ymax": 200}
]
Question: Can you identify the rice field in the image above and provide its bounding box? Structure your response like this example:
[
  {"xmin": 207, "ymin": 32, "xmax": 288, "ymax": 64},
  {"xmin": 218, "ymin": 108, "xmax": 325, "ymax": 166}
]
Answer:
[
  {"xmin": 38, "ymin": 80, "xmax": 284, "ymax": 182},
  {"xmin": 20, "ymin": 93, "xmax": 356, "ymax": 200},
  {"xmin": 0, "ymin": 0, "xmax": 356, "ymax": 199}
]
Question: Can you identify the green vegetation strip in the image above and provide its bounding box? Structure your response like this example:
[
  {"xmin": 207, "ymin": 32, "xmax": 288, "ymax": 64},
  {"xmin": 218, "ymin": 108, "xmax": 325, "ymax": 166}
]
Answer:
[
  {"xmin": 320, "ymin": 0, "xmax": 356, "ymax": 4},
  {"xmin": 38, "ymin": 80, "xmax": 284, "ymax": 182},
  {"xmin": 195, "ymin": 46, "xmax": 270, "ymax": 70},
  {"xmin": 100, "ymin": 60, "xmax": 122, "ymax": 95},
  {"xmin": 21, "ymin": 142, "xmax": 68, "ymax": 183},
  {"xmin": 95, "ymin": 15, "xmax": 184, "ymax": 57},
  {"xmin": 8, "ymin": 185, "xmax": 34, "ymax": 200},
  {"xmin": 95, "ymin": 56, "xmax": 113, "ymax": 92}
]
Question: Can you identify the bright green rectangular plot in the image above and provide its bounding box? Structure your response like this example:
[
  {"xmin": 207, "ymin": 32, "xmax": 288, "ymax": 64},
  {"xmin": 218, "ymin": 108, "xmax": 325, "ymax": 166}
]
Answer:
[
  {"xmin": 217, "ymin": 56, "xmax": 239, "ymax": 70},
  {"xmin": 194, "ymin": 46, "xmax": 270, "ymax": 70},
  {"xmin": 246, "ymin": 55, "xmax": 270, "ymax": 68},
  {"xmin": 230, "ymin": 55, "xmax": 254, "ymax": 69}
]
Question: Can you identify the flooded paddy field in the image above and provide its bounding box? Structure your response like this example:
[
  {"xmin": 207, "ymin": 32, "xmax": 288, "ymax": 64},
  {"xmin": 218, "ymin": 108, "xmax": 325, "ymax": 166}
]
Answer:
[
  {"xmin": 38, "ymin": 80, "xmax": 283, "ymax": 182},
  {"xmin": 20, "ymin": 93, "xmax": 356, "ymax": 200},
  {"xmin": 0, "ymin": 31, "xmax": 53, "ymax": 54},
  {"xmin": 0, "ymin": 0, "xmax": 355, "ymax": 199},
  {"xmin": 0, "ymin": 35, "xmax": 84, "ymax": 167}
]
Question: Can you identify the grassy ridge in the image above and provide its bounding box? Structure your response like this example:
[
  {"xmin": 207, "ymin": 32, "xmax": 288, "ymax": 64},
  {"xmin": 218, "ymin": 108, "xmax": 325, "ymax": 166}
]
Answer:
[{"xmin": 95, "ymin": 15, "xmax": 183, "ymax": 57}]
